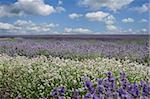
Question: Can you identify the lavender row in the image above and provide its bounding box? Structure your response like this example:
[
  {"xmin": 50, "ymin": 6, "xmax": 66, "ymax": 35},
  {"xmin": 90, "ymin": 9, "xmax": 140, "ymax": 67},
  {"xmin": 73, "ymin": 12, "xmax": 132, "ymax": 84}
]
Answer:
[{"xmin": 0, "ymin": 39, "xmax": 149, "ymax": 63}]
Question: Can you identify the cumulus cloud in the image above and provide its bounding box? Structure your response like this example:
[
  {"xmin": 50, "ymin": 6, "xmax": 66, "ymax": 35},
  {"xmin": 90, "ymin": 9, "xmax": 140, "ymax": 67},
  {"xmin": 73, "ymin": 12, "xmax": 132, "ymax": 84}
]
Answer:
[
  {"xmin": 122, "ymin": 18, "xmax": 134, "ymax": 23},
  {"xmin": 15, "ymin": 20, "xmax": 34, "ymax": 26},
  {"xmin": 79, "ymin": 0, "xmax": 134, "ymax": 11},
  {"xmin": 104, "ymin": 15, "xmax": 117, "ymax": 31},
  {"xmin": 58, "ymin": 0, "xmax": 63, "ymax": 5},
  {"xmin": 69, "ymin": 13, "xmax": 83, "ymax": 20},
  {"xmin": 0, "ymin": 0, "xmax": 65, "ymax": 17},
  {"xmin": 106, "ymin": 25, "xmax": 117, "ymax": 31},
  {"xmin": 85, "ymin": 11, "xmax": 109, "ymax": 21},
  {"xmin": 0, "ymin": 4, "xmax": 23, "ymax": 17},
  {"xmin": 64, "ymin": 27, "xmax": 93, "ymax": 34},
  {"xmin": 18, "ymin": 0, "xmax": 54, "ymax": 16},
  {"xmin": 139, "ymin": 19, "xmax": 148, "ymax": 23},
  {"xmin": 15, "ymin": 20, "xmax": 59, "ymax": 32},
  {"xmin": 104, "ymin": 15, "xmax": 116, "ymax": 25},
  {"xmin": 0, "ymin": 22, "xmax": 20, "ymax": 30},
  {"xmin": 131, "ymin": 3, "xmax": 149, "ymax": 13},
  {"xmin": 0, "ymin": 20, "xmax": 59, "ymax": 35},
  {"xmin": 55, "ymin": 6, "xmax": 65, "ymax": 13},
  {"xmin": 85, "ymin": 11, "xmax": 117, "ymax": 31},
  {"xmin": 141, "ymin": 28, "xmax": 148, "ymax": 33}
]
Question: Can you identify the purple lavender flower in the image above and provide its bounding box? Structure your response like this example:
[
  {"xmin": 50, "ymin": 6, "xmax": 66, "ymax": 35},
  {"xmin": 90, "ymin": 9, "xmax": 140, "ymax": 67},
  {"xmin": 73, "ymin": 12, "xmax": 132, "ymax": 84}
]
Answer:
[
  {"xmin": 41, "ymin": 96, "xmax": 45, "ymax": 99},
  {"xmin": 93, "ymin": 94, "xmax": 102, "ymax": 99},
  {"xmin": 107, "ymin": 71, "xmax": 113, "ymax": 78},
  {"xmin": 120, "ymin": 72, "xmax": 126, "ymax": 80},
  {"xmin": 17, "ymin": 95, "xmax": 22, "ymax": 99},
  {"xmin": 58, "ymin": 96, "xmax": 65, "ymax": 99},
  {"xmin": 85, "ymin": 80, "xmax": 95, "ymax": 93},
  {"xmin": 96, "ymin": 78, "xmax": 103, "ymax": 85},
  {"xmin": 117, "ymin": 88, "xmax": 128, "ymax": 97},
  {"xmin": 84, "ymin": 93, "xmax": 92, "ymax": 99},
  {"xmin": 51, "ymin": 88, "xmax": 58, "ymax": 97},
  {"xmin": 142, "ymin": 84, "xmax": 150, "ymax": 97},
  {"xmin": 58, "ymin": 87, "xmax": 65, "ymax": 94},
  {"xmin": 97, "ymin": 85, "xmax": 104, "ymax": 94},
  {"xmin": 121, "ymin": 94, "xmax": 131, "ymax": 99},
  {"xmin": 113, "ymin": 92, "xmax": 120, "ymax": 99},
  {"xmin": 51, "ymin": 87, "xmax": 66, "ymax": 98}
]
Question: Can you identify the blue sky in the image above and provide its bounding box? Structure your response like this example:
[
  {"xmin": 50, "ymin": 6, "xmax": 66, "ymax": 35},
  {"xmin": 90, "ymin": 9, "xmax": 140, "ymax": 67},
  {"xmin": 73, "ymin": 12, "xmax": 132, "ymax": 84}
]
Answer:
[{"xmin": 0, "ymin": 0, "xmax": 149, "ymax": 35}]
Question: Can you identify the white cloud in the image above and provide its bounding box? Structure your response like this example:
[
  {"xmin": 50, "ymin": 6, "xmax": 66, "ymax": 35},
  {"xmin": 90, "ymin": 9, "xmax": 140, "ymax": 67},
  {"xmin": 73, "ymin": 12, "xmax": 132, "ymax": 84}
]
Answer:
[
  {"xmin": 0, "ymin": 0, "xmax": 65, "ymax": 17},
  {"xmin": 85, "ymin": 11, "xmax": 117, "ymax": 31},
  {"xmin": 17, "ymin": 0, "xmax": 54, "ymax": 16},
  {"xmin": 0, "ymin": 20, "xmax": 59, "ymax": 34},
  {"xmin": 58, "ymin": 0, "xmax": 63, "ymax": 5},
  {"xmin": 64, "ymin": 28, "xmax": 73, "ymax": 33},
  {"xmin": 85, "ymin": 11, "xmax": 109, "ymax": 21},
  {"xmin": 55, "ymin": 6, "xmax": 65, "ymax": 13},
  {"xmin": 0, "ymin": 22, "xmax": 20, "ymax": 30},
  {"xmin": 106, "ymin": 25, "xmax": 117, "ymax": 31},
  {"xmin": 122, "ymin": 18, "xmax": 134, "ymax": 23},
  {"xmin": 141, "ymin": 28, "xmax": 148, "ymax": 32},
  {"xmin": 79, "ymin": 0, "xmax": 134, "ymax": 11},
  {"xmin": 0, "ymin": 4, "xmax": 23, "ymax": 17},
  {"xmin": 101, "ymin": 28, "xmax": 149, "ymax": 34},
  {"xmin": 64, "ymin": 27, "xmax": 92, "ymax": 34},
  {"xmin": 122, "ymin": 28, "xmax": 149, "ymax": 34},
  {"xmin": 139, "ymin": 19, "xmax": 148, "ymax": 23},
  {"xmin": 104, "ymin": 15, "xmax": 117, "ymax": 31},
  {"xmin": 132, "ymin": 3, "xmax": 149, "ymax": 13},
  {"xmin": 15, "ymin": 20, "xmax": 35, "ymax": 26},
  {"xmin": 69, "ymin": 13, "xmax": 83, "ymax": 19},
  {"xmin": 45, "ymin": 23, "xmax": 59, "ymax": 28},
  {"xmin": 104, "ymin": 15, "xmax": 116, "ymax": 25}
]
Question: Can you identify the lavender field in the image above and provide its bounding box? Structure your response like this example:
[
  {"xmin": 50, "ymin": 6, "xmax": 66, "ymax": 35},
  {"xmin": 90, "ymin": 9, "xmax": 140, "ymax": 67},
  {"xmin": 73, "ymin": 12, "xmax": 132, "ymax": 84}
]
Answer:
[
  {"xmin": 0, "ymin": 36, "xmax": 150, "ymax": 99},
  {"xmin": 0, "ymin": 37, "xmax": 149, "ymax": 64},
  {"xmin": 0, "ymin": 0, "xmax": 149, "ymax": 98}
]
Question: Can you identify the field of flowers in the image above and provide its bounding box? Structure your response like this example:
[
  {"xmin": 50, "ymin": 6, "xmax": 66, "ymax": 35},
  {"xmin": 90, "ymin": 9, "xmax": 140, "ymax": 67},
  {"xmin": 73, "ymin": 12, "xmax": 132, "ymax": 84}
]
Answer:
[
  {"xmin": 0, "ymin": 38, "xmax": 149, "ymax": 63},
  {"xmin": 0, "ymin": 38, "xmax": 150, "ymax": 98}
]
